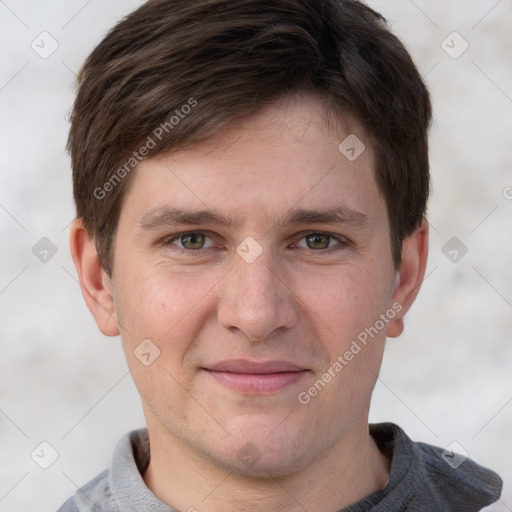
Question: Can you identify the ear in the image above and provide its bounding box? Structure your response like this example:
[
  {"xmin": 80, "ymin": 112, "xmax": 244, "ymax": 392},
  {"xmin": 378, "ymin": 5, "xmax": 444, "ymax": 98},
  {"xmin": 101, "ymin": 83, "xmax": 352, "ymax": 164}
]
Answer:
[
  {"xmin": 69, "ymin": 219, "xmax": 120, "ymax": 337},
  {"xmin": 387, "ymin": 218, "xmax": 429, "ymax": 338}
]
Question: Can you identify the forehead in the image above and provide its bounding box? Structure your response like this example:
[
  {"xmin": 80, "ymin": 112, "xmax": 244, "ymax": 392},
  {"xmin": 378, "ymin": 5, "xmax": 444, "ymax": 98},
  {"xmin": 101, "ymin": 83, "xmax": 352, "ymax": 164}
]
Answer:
[{"xmin": 120, "ymin": 93, "xmax": 384, "ymax": 228}]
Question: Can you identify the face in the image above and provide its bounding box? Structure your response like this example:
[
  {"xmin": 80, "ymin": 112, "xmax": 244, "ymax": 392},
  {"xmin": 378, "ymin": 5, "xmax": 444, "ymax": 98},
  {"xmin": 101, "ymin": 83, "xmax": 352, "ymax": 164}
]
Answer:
[{"xmin": 109, "ymin": 94, "xmax": 400, "ymax": 476}]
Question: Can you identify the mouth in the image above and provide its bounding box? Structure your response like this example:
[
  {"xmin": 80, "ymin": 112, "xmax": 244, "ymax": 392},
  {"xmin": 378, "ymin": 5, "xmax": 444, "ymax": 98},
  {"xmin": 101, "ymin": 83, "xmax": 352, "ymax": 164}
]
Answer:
[{"xmin": 201, "ymin": 359, "xmax": 309, "ymax": 394}]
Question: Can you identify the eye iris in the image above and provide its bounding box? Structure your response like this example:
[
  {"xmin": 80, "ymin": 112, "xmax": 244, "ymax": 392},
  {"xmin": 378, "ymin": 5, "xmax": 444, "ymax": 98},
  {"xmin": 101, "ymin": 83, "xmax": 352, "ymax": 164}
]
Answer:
[
  {"xmin": 181, "ymin": 233, "xmax": 205, "ymax": 249},
  {"xmin": 306, "ymin": 233, "xmax": 330, "ymax": 250}
]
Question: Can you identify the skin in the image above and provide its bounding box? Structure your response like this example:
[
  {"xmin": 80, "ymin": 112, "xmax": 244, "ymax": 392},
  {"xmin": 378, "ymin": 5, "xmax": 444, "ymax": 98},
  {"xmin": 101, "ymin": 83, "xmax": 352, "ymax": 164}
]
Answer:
[{"xmin": 70, "ymin": 93, "xmax": 428, "ymax": 511}]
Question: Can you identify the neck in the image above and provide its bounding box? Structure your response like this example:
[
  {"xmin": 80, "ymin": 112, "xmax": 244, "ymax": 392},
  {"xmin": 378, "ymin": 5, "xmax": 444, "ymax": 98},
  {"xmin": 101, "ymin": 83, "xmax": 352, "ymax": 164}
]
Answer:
[{"xmin": 143, "ymin": 415, "xmax": 390, "ymax": 512}]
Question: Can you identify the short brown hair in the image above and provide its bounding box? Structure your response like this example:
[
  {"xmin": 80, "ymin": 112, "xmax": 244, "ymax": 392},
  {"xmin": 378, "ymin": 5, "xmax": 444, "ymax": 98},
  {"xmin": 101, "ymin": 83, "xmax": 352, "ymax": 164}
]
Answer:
[{"xmin": 68, "ymin": 0, "xmax": 432, "ymax": 276}]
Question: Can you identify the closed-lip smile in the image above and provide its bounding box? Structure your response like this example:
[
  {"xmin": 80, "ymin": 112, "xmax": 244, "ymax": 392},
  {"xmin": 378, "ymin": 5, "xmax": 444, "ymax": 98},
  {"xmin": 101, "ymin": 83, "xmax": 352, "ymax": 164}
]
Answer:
[{"xmin": 202, "ymin": 359, "xmax": 309, "ymax": 393}]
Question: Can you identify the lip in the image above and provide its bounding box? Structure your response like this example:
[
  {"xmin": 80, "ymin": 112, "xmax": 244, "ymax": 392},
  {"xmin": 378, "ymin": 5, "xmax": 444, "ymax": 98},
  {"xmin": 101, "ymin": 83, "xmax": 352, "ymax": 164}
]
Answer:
[
  {"xmin": 208, "ymin": 359, "xmax": 305, "ymax": 374},
  {"xmin": 203, "ymin": 359, "xmax": 309, "ymax": 393}
]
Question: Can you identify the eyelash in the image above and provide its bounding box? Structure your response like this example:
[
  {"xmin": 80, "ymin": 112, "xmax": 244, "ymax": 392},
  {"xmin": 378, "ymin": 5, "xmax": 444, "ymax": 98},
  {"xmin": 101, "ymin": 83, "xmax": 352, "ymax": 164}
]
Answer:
[{"xmin": 163, "ymin": 230, "xmax": 349, "ymax": 256}]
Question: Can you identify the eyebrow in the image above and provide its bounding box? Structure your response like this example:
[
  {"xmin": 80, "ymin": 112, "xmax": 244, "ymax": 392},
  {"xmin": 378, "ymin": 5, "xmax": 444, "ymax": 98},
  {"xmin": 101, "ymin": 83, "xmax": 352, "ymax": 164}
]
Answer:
[
  {"xmin": 139, "ymin": 207, "xmax": 240, "ymax": 230},
  {"xmin": 138, "ymin": 205, "xmax": 369, "ymax": 231},
  {"xmin": 279, "ymin": 207, "xmax": 369, "ymax": 228}
]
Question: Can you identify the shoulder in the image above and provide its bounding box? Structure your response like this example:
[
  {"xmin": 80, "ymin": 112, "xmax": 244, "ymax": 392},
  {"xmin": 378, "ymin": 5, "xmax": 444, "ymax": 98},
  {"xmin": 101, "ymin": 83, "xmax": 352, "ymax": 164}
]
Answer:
[
  {"xmin": 56, "ymin": 468, "xmax": 116, "ymax": 512},
  {"xmin": 56, "ymin": 497, "xmax": 79, "ymax": 512},
  {"xmin": 415, "ymin": 440, "xmax": 503, "ymax": 508},
  {"xmin": 55, "ymin": 429, "xmax": 150, "ymax": 512},
  {"xmin": 370, "ymin": 423, "xmax": 503, "ymax": 511}
]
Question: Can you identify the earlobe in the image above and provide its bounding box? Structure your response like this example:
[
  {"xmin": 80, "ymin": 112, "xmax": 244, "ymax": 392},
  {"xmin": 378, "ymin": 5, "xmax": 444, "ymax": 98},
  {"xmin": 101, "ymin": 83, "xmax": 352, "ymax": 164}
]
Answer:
[
  {"xmin": 69, "ymin": 219, "xmax": 120, "ymax": 337},
  {"xmin": 387, "ymin": 218, "xmax": 429, "ymax": 338}
]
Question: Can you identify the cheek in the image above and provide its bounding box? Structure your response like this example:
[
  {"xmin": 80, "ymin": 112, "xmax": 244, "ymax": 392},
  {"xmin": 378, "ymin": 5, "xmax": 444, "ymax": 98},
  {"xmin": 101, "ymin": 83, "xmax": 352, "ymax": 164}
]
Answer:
[
  {"xmin": 298, "ymin": 263, "xmax": 392, "ymax": 344},
  {"xmin": 293, "ymin": 267, "xmax": 389, "ymax": 435},
  {"xmin": 113, "ymin": 266, "xmax": 222, "ymax": 420},
  {"xmin": 113, "ymin": 264, "xmax": 222, "ymax": 356}
]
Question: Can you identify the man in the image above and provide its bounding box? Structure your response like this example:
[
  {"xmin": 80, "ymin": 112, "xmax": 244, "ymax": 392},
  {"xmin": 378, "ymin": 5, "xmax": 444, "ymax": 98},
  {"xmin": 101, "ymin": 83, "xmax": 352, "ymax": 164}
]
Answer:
[{"xmin": 59, "ymin": 0, "xmax": 503, "ymax": 510}]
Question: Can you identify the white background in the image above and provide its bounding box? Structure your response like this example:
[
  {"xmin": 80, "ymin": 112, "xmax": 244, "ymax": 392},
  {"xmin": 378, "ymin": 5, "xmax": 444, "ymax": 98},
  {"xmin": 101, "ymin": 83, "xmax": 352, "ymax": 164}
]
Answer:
[{"xmin": 0, "ymin": 1, "xmax": 511, "ymax": 510}]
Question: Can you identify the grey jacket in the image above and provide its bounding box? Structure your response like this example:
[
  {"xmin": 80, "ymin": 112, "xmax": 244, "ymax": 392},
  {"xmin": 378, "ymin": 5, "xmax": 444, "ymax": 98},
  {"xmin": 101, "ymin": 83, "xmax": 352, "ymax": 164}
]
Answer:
[{"xmin": 58, "ymin": 423, "xmax": 502, "ymax": 512}]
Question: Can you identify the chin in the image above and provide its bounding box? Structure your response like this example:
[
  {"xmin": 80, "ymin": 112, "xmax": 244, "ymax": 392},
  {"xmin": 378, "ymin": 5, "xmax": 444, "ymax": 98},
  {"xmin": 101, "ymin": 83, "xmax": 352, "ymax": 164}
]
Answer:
[
  {"xmin": 217, "ymin": 446, "xmax": 309, "ymax": 479},
  {"xmin": 210, "ymin": 417, "xmax": 315, "ymax": 478}
]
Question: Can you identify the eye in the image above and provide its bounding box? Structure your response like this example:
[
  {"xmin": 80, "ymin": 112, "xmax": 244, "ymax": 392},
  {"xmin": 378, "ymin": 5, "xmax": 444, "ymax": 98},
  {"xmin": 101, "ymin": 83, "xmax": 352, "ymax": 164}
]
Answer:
[
  {"xmin": 294, "ymin": 232, "xmax": 345, "ymax": 250},
  {"xmin": 167, "ymin": 232, "xmax": 215, "ymax": 251}
]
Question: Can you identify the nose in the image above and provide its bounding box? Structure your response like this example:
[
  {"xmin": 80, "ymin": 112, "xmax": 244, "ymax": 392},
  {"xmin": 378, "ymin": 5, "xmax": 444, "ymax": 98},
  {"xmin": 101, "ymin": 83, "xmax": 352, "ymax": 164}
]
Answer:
[{"xmin": 217, "ymin": 248, "xmax": 298, "ymax": 342}]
